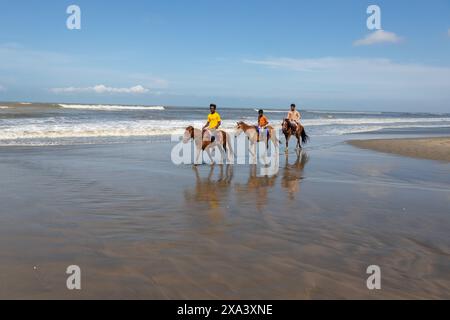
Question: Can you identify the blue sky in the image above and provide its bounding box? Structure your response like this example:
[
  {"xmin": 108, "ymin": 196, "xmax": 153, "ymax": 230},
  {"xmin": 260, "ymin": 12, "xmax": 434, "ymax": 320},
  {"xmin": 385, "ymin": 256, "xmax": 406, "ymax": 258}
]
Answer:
[{"xmin": 0, "ymin": 0, "xmax": 449, "ymax": 111}]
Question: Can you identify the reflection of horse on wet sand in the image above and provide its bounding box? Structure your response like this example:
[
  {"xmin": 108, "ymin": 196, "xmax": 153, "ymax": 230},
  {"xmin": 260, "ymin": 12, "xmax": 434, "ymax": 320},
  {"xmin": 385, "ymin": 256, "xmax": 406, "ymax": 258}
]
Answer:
[
  {"xmin": 234, "ymin": 164, "xmax": 279, "ymax": 211},
  {"xmin": 183, "ymin": 165, "xmax": 234, "ymax": 223},
  {"xmin": 282, "ymin": 150, "xmax": 309, "ymax": 200},
  {"xmin": 184, "ymin": 151, "xmax": 309, "ymax": 213},
  {"xmin": 183, "ymin": 126, "xmax": 234, "ymax": 165}
]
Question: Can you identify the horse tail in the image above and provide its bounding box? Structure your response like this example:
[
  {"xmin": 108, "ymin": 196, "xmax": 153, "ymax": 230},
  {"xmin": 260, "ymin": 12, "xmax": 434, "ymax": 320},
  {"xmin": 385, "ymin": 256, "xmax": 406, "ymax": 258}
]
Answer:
[
  {"xmin": 269, "ymin": 128, "xmax": 280, "ymax": 148},
  {"xmin": 301, "ymin": 128, "xmax": 309, "ymax": 144},
  {"xmin": 222, "ymin": 131, "xmax": 227, "ymax": 151}
]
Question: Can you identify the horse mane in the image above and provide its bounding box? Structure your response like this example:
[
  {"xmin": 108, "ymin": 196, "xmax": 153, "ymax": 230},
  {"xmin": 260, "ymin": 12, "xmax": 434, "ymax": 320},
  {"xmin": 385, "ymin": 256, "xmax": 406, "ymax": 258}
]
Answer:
[{"xmin": 238, "ymin": 121, "xmax": 252, "ymax": 129}]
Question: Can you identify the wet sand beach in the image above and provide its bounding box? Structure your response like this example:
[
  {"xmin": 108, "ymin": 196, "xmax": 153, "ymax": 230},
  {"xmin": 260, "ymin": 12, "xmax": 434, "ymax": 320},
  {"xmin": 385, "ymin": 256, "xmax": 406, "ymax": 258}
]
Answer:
[
  {"xmin": 349, "ymin": 137, "xmax": 450, "ymax": 163},
  {"xmin": 0, "ymin": 136, "xmax": 449, "ymax": 299}
]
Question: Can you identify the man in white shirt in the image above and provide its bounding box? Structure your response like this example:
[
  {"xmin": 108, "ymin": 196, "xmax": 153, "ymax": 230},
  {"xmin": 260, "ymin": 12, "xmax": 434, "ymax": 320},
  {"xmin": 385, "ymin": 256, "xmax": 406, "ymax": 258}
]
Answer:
[{"xmin": 287, "ymin": 104, "xmax": 302, "ymax": 131}]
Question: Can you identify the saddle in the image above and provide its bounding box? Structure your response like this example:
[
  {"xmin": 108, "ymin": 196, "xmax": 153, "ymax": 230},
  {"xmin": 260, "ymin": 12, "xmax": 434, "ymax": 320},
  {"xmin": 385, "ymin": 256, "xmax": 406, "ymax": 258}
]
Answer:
[
  {"xmin": 288, "ymin": 121, "xmax": 300, "ymax": 133},
  {"xmin": 255, "ymin": 126, "xmax": 270, "ymax": 142},
  {"xmin": 202, "ymin": 129, "xmax": 222, "ymax": 143},
  {"xmin": 202, "ymin": 129, "xmax": 216, "ymax": 142}
]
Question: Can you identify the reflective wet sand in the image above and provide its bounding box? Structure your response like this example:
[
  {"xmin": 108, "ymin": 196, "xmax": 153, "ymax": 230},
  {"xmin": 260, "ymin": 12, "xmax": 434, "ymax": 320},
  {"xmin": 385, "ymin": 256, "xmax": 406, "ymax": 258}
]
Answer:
[{"xmin": 0, "ymin": 138, "xmax": 449, "ymax": 299}]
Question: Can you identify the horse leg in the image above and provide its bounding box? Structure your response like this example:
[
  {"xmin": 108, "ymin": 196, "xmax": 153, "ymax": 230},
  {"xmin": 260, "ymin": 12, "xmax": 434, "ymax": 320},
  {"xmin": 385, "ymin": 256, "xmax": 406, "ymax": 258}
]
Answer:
[
  {"xmin": 260, "ymin": 137, "xmax": 269, "ymax": 165},
  {"xmin": 271, "ymin": 130, "xmax": 279, "ymax": 150},
  {"xmin": 285, "ymin": 134, "xmax": 289, "ymax": 153},
  {"xmin": 218, "ymin": 145, "xmax": 226, "ymax": 165},
  {"xmin": 249, "ymin": 141, "xmax": 257, "ymax": 164},
  {"xmin": 220, "ymin": 132, "xmax": 227, "ymax": 165},
  {"xmin": 297, "ymin": 133, "xmax": 302, "ymax": 150},
  {"xmin": 194, "ymin": 141, "xmax": 203, "ymax": 165},
  {"xmin": 226, "ymin": 133, "xmax": 234, "ymax": 164},
  {"xmin": 195, "ymin": 149, "xmax": 202, "ymax": 165},
  {"xmin": 205, "ymin": 144, "xmax": 215, "ymax": 165},
  {"xmin": 207, "ymin": 149, "xmax": 215, "ymax": 165}
]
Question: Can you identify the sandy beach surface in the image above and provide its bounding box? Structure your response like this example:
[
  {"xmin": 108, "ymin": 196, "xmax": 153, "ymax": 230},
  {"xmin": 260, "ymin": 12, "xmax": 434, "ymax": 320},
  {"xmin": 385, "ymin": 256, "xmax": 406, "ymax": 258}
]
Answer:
[
  {"xmin": 349, "ymin": 137, "xmax": 450, "ymax": 162},
  {"xmin": 0, "ymin": 135, "xmax": 449, "ymax": 299}
]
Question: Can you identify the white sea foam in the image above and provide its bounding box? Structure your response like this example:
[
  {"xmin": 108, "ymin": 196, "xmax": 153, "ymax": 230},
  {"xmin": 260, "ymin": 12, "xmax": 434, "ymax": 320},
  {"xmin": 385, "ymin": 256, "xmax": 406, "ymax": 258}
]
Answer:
[
  {"xmin": 0, "ymin": 106, "xmax": 9, "ymax": 109},
  {"xmin": 254, "ymin": 109, "xmax": 286, "ymax": 113},
  {"xmin": 0, "ymin": 119, "xmax": 209, "ymax": 140},
  {"xmin": 255, "ymin": 109, "xmax": 384, "ymax": 115},
  {"xmin": 307, "ymin": 110, "xmax": 384, "ymax": 115},
  {"xmin": 58, "ymin": 104, "xmax": 165, "ymax": 111},
  {"xmin": 1, "ymin": 114, "xmax": 449, "ymax": 145}
]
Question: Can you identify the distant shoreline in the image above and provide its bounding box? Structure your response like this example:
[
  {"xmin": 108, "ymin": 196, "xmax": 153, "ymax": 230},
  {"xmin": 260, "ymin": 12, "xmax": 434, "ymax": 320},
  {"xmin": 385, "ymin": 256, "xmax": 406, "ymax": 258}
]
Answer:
[
  {"xmin": 348, "ymin": 137, "xmax": 450, "ymax": 162},
  {"xmin": 1, "ymin": 101, "xmax": 449, "ymax": 115}
]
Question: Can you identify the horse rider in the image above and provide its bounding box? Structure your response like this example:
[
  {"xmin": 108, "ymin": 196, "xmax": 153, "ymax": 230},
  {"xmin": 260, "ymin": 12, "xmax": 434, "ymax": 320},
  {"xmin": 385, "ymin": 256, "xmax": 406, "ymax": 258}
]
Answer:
[
  {"xmin": 287, "ymin": 103, "xmax": 302, "ymax": 132},
  {"xmin": 256, "ymin": 109, "xmax": 269, "ymax": 141},
  {"xmin": 202, "ymin": 104, "xmax": 222, "ymax": 142}
]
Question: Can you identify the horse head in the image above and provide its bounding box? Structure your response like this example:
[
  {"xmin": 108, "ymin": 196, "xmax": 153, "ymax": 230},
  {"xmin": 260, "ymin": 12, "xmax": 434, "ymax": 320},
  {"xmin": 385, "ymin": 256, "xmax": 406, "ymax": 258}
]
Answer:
[
  {"xmin": 281, "ymin": 119, "xmax": 290, "ymax": 133},
  {"xmin": 183, "ymin": 126, "xmax": 195, "ymax": 143},
  {"xmin": 235, "ymin": 121, "xmax": 245, "ymax": 136}
]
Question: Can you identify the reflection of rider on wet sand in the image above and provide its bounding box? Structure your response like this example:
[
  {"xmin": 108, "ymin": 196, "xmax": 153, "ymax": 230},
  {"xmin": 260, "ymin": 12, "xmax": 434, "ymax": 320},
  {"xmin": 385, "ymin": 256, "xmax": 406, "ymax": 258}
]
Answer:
[
  {"xmin": 185, "ymin": 151, "xmax": 308, "ymax": 213},
  {"xmin": 281, "ymin": 150, "xmax": 309, "ymax": 200}
]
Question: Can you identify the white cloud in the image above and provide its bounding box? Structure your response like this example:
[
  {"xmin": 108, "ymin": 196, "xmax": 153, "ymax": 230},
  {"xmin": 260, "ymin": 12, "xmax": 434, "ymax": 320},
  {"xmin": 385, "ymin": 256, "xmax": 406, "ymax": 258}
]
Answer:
[
  {"xmin": 0, "ymin": 85, "xmax": 5, "ymax": 91},
  {"xmin": 51, "ymin": 84, "xmax": 150, "ymax": 94},
  {"xmin": 0, "ymin": 44, "xmax": 169, "ymax": 92},
  {"xmin": 353, "ymin": 30, "xmax": 403, "ymax": 46},
  {"xmin": 127, "ymin": 74, "xmax": 169, "ymax": 89}
]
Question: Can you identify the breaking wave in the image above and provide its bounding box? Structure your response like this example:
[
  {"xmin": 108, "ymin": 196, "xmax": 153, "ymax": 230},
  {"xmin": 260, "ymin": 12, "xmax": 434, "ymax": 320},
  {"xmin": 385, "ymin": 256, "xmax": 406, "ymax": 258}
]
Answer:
[{"xmin": 58, "ymin": 104, "xmax": 165, "ymax": 111}]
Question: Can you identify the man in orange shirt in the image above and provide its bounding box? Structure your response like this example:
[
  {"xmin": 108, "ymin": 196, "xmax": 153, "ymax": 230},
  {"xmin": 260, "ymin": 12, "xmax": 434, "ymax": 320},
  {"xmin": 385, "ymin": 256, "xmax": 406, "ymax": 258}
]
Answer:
[{"xmin": 257, "ymin": 109, "xmax": 269, "ymax": 141}]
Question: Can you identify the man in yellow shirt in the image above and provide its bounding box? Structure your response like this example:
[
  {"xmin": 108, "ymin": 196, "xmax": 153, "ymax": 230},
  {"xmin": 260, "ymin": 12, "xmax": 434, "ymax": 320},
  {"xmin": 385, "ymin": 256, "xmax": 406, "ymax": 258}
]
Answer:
[{"xmin": 203, "ymin": 104, "xmax": 222, "ymax": 142}]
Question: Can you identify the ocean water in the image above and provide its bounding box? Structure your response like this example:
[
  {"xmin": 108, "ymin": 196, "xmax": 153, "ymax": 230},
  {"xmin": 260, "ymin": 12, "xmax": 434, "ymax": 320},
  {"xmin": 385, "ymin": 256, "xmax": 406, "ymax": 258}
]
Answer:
[{"xmin": 0, "ymin": 102, "xmax": 449, "ymax": 146}]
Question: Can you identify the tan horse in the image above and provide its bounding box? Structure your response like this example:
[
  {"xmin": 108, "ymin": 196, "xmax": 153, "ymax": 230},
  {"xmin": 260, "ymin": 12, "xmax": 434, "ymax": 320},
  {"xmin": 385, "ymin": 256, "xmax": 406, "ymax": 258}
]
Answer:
[
  {"xmin": 235, "ymin": 121, "xmax": 279, "ymax": 148},
  {"xmin": 235, "ymin": 121, "xmax": 279, "ymax": 164},
  {"xmin": 183, "ymin": 126, "xmax": 233, "ymax": 165},
  {"xmin": 281, "ymin": 119, "xmax": 309, "ymax": 152}
]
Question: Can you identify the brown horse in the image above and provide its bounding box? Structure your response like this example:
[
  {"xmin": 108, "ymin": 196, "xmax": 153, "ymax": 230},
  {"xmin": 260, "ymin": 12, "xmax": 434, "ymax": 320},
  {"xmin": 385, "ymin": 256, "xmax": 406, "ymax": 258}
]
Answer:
[
  {"xmin": 281, "ymin": 119, "xmax": 309, "ymax": 151},
  {"xmin": 183, "ymin": 126, "xmax": 233, "ymax": 165}
]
